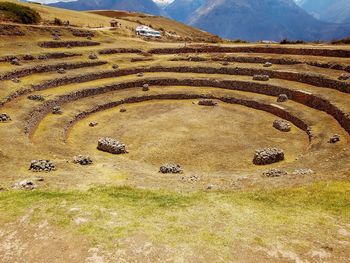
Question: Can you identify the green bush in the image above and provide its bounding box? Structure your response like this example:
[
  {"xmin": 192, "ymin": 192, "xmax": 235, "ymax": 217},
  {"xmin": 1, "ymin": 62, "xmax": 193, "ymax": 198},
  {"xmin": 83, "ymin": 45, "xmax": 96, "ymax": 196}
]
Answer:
[{"xmin": 0, "ymin": 2, "xmax": 41, "ymax": 24}]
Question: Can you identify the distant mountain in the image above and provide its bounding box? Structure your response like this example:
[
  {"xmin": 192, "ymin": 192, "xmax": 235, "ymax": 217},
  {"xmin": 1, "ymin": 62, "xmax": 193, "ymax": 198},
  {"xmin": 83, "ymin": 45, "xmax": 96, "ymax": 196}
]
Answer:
[
  {"xmin": 50, "ymin": 0, "xmax": 162, "ymax": 15},
  {"xmin": 165, "ymin": 0, "xmax": 207, "ymax": 22},
  {"xmin": 297, "ymin": 0, "xmax": 350, "ymax": 24},
  {"xmin": 172, "ymin": 0, "xmax": 350, "ymax": 41}
]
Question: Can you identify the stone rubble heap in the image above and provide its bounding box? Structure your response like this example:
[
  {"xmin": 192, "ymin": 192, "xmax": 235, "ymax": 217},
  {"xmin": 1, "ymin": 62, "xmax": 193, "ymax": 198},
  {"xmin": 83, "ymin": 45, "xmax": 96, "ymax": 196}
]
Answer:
[
  {"xmin": 159, "ymin": 164, "xmax": 183, "ymax": 174},
  {"xmin": 277, "ymin": 94, "xmax": 289, "ymax": 102},
  {"xmin": 328, "ymin": 134, "xmax": 340, "ymax": 143},
  {"xmin": 28, "ymin": 94, "xmax": 45, "ymax": 101},
  {"xmin": 73, "ymin": 155, "xmax": 93, "ymax": 165},
  {"xmin": 0, "ymin": 113, "xmax": 11, "ymax": 122},
  {"xmin": 273, "ymin": 119, "xmax": 291, "ymax": 132},
  {"xmin": 263, "ymin": 168, "xmax": 287, "ymax": 177},
  {"xmin": 253, "ymin": 148, "xmax": 285, "ymax": 165},
  {"xmin": 52, "ymin": 106, "xmax": 63, "ymax": 115},
  {"xmin": 253, "ymin": 74, "xmax": 269, "ymax": 81},
  {"xmin": 97, "ymin": 137, "xmax": 128, "ymax": 154},
  {"xmin": 29, "ymin": 160, "xmax": 56, "ymax": 172},
  {"xmin": 198, "ymin": 99, "xmax": 217, "ymax": 106}
]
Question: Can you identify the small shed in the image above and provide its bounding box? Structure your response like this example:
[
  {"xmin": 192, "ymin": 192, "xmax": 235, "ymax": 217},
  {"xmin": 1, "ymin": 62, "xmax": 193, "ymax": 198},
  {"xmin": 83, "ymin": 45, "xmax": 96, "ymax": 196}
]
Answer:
[
  {"xmin": 136, "ymin": 25, "xmax": 161, "ymax": 38},
  {"xmin": 110, "ymin": 19, "xmax": 119, "ymax": 28}
]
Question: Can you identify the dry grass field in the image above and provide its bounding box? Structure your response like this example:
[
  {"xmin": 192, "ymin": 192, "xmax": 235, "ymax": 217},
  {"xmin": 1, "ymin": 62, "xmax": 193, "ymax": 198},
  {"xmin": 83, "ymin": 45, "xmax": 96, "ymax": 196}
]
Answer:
[{"xmin": 0, "ymin": 1, "xmax": 349, "ymax": 262}]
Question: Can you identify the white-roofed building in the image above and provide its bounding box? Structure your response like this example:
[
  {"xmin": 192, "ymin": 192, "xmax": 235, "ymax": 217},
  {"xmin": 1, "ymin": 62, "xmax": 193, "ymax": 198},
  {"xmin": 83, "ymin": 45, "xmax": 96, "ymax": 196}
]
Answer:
[{"xmin": 136, "ymin": 25, "xmax": 161, "ymax": 38}]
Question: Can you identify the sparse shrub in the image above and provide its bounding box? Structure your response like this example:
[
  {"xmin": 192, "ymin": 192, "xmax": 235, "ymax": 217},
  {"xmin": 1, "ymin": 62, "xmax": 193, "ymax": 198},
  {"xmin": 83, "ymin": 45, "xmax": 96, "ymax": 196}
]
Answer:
[
  {"xmin": 331, "ymin": 37, "xmax": 350, "ymax": 45},
  {"xmin": 0, "ymin": 2, "xmax": 41, "ymax": 24},
  {"xmin": 280, "ymin": 38, "xmax": 305, "ymax": 45},
  {"xmin": 53, "ymin": 17, "xmax": 63, "ymax": 26}
]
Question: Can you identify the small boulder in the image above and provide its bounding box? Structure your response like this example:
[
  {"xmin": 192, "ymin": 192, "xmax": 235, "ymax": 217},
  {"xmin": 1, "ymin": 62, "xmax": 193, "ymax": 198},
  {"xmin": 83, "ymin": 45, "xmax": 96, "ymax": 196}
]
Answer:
[
  {"xmin": 328, "ymin": 134, "xmax": 340, "ymax": 144},
  {"xmin": 273, "ymin": 119, "xmax": 291, "ymax": 132},
  {"xmin": 338, "ymin": 73, "xmax": 350, "ymax": 81},
  {"xmin": 57, "ymin": 68, "xmax": 66, "ymax": 74},
  {"xmin": 112, "ymin": 64, "xmax": 119, "ymax": 69},
  {"xmin": 28, "ymin": 94, "xmax": 45, "ymax": 101},
  {"xmin": 221, "ymin": 61, "xmax": 229, "ymax": 66},
  {"xmin": 53, "ymin": 35, "xmax": 61, "ymax": 41},
  {"xmin": 52, "ymin": 106, "xmax": 62, "ymax": 115},
  {"xmin": 38, "ymin": 55, "xmax": 48, "ymax": 60},
  {"xmin": 198, "ymin": 99, "xmax": 217, "ymax": 106},
  {"xmin": 136, "ymin": 72, "xmax": 144, "ymax": 77},
  {"xmin": 120, "ymin": 108, "xmax": 126, "ymax": 113},
  {"xmin": 23, "ymin": 54, "xmax": 35, "ymax": 60},
  {"xmin": 253, "ymin": 148, "xmax": 285, "ymax": 165},
  {"xmin": 159, "ymin": 164, "xmax": 182, "ymax": 174},
  {"xmin": 89, "ymin": 121, "xmax": 98, "ymax": 127},
  {"xmin": 11, "ymin": 78, "xmax": 21, "ymax": 83},
  {"xmin": 10, "ymin": 58, "xmax": 20, "ymax": 66},
  {"xmin": 263, "ymin": 62, "xmax": 273, "ymax": 67},
  {"xmin": 263, "ymin": 168, "xmax": 287, "ymax": 177},
  {"xmin": 253, "ymin": 75, "xmax": 269, "ymax": 81},
  {"xmin": 88, "ymin": 53, "xmax": 98, "ymax": 60},
  {"xmin": 277, "ymin": 94, "xmax": 288, "ymax": 103},
  {"xmin": 30, "ymin": 160, "xmax": 56, "ymax": 172},
  {"xmin": 67, "ymin": 44, "xmax": 72, "ymax": 49},
  {"xmin": 97, "ymin": 137, "xmax": 128, "ymax": 154},
  {"xmin": 0, "ymin": 113, "xmax": 11, "ymax": 122},
  {"xmin": 142, "ymin": 84, "xmax": 149, "ymax": 91},
  {"xmin": 73, "ymin": 155, "xmax": 93, "ymax": 165}
]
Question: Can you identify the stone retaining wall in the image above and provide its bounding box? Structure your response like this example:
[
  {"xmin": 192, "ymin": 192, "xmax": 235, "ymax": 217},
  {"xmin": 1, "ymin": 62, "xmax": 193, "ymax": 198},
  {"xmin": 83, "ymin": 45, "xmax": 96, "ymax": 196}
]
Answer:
[
  {"xmin": 149, "ymin": 46, "xmax": 350, "ymax": 58},
  {"xmin": 98, "ymin": 48, "xmax": 142, "ymax": 55},
  {"xmin": 38, "ymin": 41, "xmax": 100, "ymax": 48},
  {"xmin": 0, "ymin": 52, "xmax": 82, "ymax": 63},
  {"xmin": 24, "ymin": 77, "xmax": 350, "ymax": 138}
]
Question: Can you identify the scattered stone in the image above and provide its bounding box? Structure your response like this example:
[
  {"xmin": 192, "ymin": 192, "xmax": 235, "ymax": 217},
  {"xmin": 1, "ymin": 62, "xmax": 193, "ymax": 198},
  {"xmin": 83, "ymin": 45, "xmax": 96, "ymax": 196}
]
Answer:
[
  {"xmin": 181, "ymin": 175, "xmax": 200, "ymax": 182},
  {"xmin": 136, "ymin": 72, "xmax": 144, "ymax": 77},
  {"xmin": 328, "ymin": 134, "xmax": 340, "ymax": 144},
  {"xmin": 30, "ymin": 160, "xmax": 56, "ymax": 172},
  {"xmin": 53, "ymin": 35, "xmax": 61, "ymax": 41},
  {"xmin": 89, "ymin": 121, "xmax": 98, "ymax": 127},
  {"xmin": 0, "ymin": 113, "xmax": 11, "ymax": 122},
  {"xmin": 273, "ymin": 119, "xmax": 291, "ymax": 132},
  {"xmin": 292, "ymin": 169, "xmax": 314, "ymax": 176},
  {"xmin": 263, "ymin": 168, "xmax": 287, "ymax": 177},
  {"xmin": 198, "ymin": 99, "xmax": 217, "ymax": 106},
  {"xmin": 277, "ymin": 94, "xmax": 289, "ymax": 103},
  {"xmin": 207, "ymin": 184, "xmax": 214, "ymax": 190},
  {"xmin": 57, "ymin": 68, "xmax": 66, "ymax": 74},
  {"xmin": 23, "ymin": 54, "xmax": 35, "ymax": 60},
  {"xmin": 10, "ymin": 58, "xmax": 20, "ymax": 66},
  {"xmin": 12, "ymin": 180, "xmax": 36, "ymax": 190},
  {"xmin": 28, "ymin": 94, "xmax": 45, "ymax": 101},
  {"xmin": 120, "ymin": 108, "xmax": 126, "ymax": 113},
  {"xmin": 142, "ymin": 84, "xmax": 149, "ymax": 91},
  {"xmin": 38, "ymin": 55, "xmax": 48, "ymax": 60},
  {"xmin": 11, "ymin": 78, "xmax": 21, "ymax": 83},
  {"xmin": 338, "ymin": 73, "xmax": 350, "ymax": 81},
  {"xmin": 159, "ymin": 164, "xmax": 182, "ymax": 174},
  {"xmin": 253, "ymin": 148, "xmax": 285, "ymax": 165},
  {"xmin": 88, "ymin": 53, "xmax": 98, "ymax": 60},
  {"xmin": 253, "ymin": 74, "xmax": 269, "ymax": 81},
  {"xmin": 112, "ymin": 64, "xmax": 119, "ymax": 69},
  {"xmin": 67, "ymin": 44, "xmax": 72, "ymax": 49},
  {"xmin": 221, "ymin": 61, "xmax": 229, "ymax": 66},
  {"xmin": 263, "ymin": 62, "xmax": 273, "ymax": 67},
  {"xmin": 52, "ymin": 106, "xmax": 63, "ymax": 115},
  {"xmin": 87, "ymin": 36, "xmax": 92, "ymax": 40},
  {"xmin": 97, "ymin": 137, "xmax": 128, "ymax": 154},
  {"xmin": 33, "ymin": 176, "xmax": 45, "ymax": 182},
  {"xmin": 73, "ymin": 155, "xmax": 93, "ymax": 165}
]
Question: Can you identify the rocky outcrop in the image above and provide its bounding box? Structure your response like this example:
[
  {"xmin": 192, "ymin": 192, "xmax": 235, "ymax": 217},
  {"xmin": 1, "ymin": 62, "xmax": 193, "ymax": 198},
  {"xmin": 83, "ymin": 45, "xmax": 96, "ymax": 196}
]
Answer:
[
  {"xmin": 97, "ymin": 137, "xmax": 128, "ymax": 154},
  {"xmin": 273, "ymin": 119, "xmax": 291, "ymax": 132},
  {"xmin": 253, "ymin": 148, "xmax": 285, "ymax": 165}
]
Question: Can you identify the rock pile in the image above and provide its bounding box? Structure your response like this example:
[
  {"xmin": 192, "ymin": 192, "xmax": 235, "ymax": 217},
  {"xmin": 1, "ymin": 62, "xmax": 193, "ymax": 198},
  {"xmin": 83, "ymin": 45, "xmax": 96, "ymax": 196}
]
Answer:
[
  {"xmin": 28, "ymin": 94, "xmax": 45, "ymax": 101},
  {"xmin": 89, "ymin": 121, "xmax": 98, "ymax": 127},
  {"xmin": 52, "ymin": 106, "xmax": 62, "ymax": 115},
  {"xmin": 10, "ymin": 58, "xmax": 20, "ymax": 66},
  {"xmin": 0, "ymin": 113, "xmax": 11, "ymax": 122},
  {"xmin": 277, "ymin": 94, "xmax": 288, "ymax": 102},
  {"xmin": 88, "ymin": 53, "xmax": 98, "ymax": 60},
  {"xmin": 263, "ymin": 62, "xmax": 273, "ymax": 67},
  {"xmin": 263, "ymin": 168, "xmax": 287, "ymax": 177},
  {"xmin": 97, "ymin": 137, "xmax": 128, "ymax": 154},
  {"xmin": 198, "ymin": 99, "xmax": 217, "ymax": 106},
  {"xmin": 30, "ymin": 160, "xmax": 56, "ymax": 172},
  {"xmin": 159, "ymin": 164, "xmax": 183, "ymax": 174},
  {"xmin": 253, "ymin": 148, "xmax": 285, "ymax": 165},
  {"xmin": 253, "ymin": 75, "xmax": 269, "ymax": 81},
  {"xmin": 142, "ymin": 84, "xmax": 149, "ymax": 91},
  {"xmin": 73, "ymin": 155, "xmax": 93, "ymax": 165},
  {"xmin": 328, "ymin": 134, "xmax": 340, "ymax": 143},
  {"xmin": 338, "ymin": 73, "xmax": 350, "ymax": 80},
  {"xmin": 57, "ymin": 68, "xmax": 66, "ymax": 74},
  {"xmin": 273, "ymin": 119, "xmax": 291, "ymax": 132},
  {"xmin": 12, "ymin": 180, "xmax": 36, "ymax": 190}
]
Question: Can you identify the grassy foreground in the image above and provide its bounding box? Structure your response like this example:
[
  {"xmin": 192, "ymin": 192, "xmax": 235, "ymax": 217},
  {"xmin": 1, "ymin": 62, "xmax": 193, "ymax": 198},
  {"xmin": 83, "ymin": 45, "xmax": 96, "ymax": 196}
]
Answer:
[{"xmin": 1, "ymin": 181, "xmax": 349, "ymax": 258}]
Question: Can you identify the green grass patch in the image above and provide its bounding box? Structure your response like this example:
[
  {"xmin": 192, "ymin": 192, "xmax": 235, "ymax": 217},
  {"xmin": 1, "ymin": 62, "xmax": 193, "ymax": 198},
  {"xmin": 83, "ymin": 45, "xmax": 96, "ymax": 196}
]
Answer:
[
  {"xmin": 0, "ymin": 182, "xmax": 349, "ymax": 256},
  {"xmin": 0, "ymin": 2, "xmax": 41, "ymax": 24}
]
